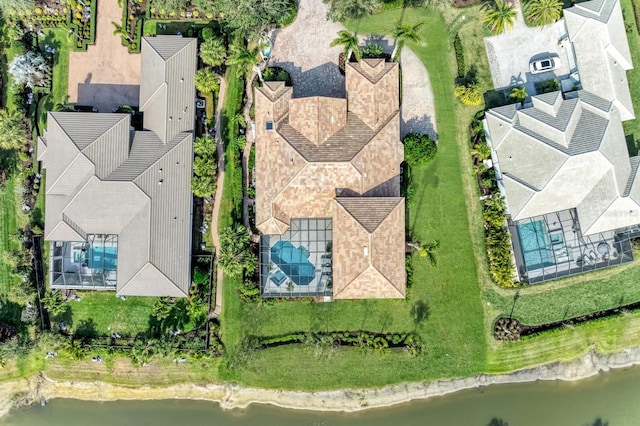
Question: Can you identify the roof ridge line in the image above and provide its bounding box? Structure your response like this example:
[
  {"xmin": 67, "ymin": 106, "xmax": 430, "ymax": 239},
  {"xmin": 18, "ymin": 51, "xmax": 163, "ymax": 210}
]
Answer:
[
  {"xmin": 350, "ymin": 110, "xmax": 400, "ymax": 162},
  {"xmin": 46, "ymin": 152, "xmax": 92, "ymax": 195},
  {"xmin": 126, "ymin": 132, "xmax": 191, "ymax": 184},
  {"xmin": 81, "ymin": 114, "xmax": 130, "ymax": 154}
]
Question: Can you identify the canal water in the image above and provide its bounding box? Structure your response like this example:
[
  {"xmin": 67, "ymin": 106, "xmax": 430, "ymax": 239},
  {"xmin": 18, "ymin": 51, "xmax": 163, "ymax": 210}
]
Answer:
[{"xmin": 4, "ymin": 366, "xmax": 640, "ymax": 425}]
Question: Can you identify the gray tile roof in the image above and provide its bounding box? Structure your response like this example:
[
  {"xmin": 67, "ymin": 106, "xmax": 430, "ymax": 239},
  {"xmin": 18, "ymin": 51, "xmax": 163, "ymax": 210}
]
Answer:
[
  {"xmin": 486, "ymin": 89, "xmax": 640, "ymax": 234},
  {"xmin": 140, "ymin": 36, "xmax": 197, "ymax": 143},
  {"xmin": 39, "ymin": 36, "xmax": 196, "ymax": 297},
  {"xmin": 564, "ymin": 0, "xmax": 634, "ymax": 120}
]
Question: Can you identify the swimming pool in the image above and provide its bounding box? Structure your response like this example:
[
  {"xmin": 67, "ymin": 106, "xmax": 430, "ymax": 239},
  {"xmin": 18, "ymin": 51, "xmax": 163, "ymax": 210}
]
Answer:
[
  {"xmin": 516, "ymin": 220, "xmax": 555, "ymax": 270},
  {"xmin": 270, "ymin": 241, "xmax": 315, "ymax": 286},
  {"xmin": 87, "ymin": 246, "xmax": 118, "ymax": 270}
]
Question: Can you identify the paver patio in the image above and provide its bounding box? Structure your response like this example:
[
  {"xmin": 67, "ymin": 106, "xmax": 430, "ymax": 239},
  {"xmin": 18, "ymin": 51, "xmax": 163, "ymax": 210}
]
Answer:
[{"xmin": 67, "ymin": 0, "xmax": 140, "ymax": 112}]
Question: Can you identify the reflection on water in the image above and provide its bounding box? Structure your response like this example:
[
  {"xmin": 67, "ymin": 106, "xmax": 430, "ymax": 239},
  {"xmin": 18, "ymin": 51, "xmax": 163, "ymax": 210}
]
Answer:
[{"xmin": 5, "ymin": 366, "xmax": 640, "ymax": 426}]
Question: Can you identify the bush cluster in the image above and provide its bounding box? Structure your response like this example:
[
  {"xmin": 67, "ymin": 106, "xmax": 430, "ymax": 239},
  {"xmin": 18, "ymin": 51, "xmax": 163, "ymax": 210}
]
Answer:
[
  {"xmin": 255, "ymin": 331, "xmax": 424, "ymax": 355},
  {"xmin": 403, "ymin": 132, "xmax": 437, "ymax": 168},
  {"xmin": 534, "ymin": 78, "xmax": 560, "ymax": 94},
  {"xmin": 483, "ymin": 196, "xmax": 517, "ymax": 288},
  {"xmin": 453, "ymin": 32, "xmax": 465, "ymax": 78}
]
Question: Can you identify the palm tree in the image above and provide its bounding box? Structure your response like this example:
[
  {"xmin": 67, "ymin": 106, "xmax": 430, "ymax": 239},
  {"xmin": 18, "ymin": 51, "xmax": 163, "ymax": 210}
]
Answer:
[
  {"xmin": 524, "ymin": 0, "xmax": 562, "ymax": 27},
  {"xmin": 0, "ymin": 110, "xmax": 26, "ymax": 151},
  {"xmin": 226, "ymin": 42, "xmax": 261, "ymax": 79},
  {"xmin": 217, "ymin": 225, "xmax": 257, "ymax": 277},
  {"xmin": 330, "ymin": 30, "xmax": 362, "ymax": 63},
  {"xmin": 408, "ymin": 240, "xmax": 440, "ymax": 267},
  {"xmin": 470, "ymin": 142, "xmax": 492, "ymax": 160},
  {"xmin": 194, "ymin": 68, "xmax": 220, "ymax": 94},
  {"xmin": 508, "ymin": 86, "xmax": 527, "ymax": 105},
  {"xmin": 199, "ymin": 37, "xmax": 227, "ymax": 67},
  {"xmin": 390, "ymin": 21, "xmax": 425, "ymax": 62},
  {"xmin": 482, "ymin": 0, "xmax": 518, "ymax": 34},
  {"xmin": 111, "ymin": 21, "xmax": 133, "ymax": 43}
]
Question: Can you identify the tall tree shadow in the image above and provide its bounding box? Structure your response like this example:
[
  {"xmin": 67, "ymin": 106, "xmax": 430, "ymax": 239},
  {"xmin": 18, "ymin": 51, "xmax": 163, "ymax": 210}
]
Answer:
[
  {"xmin": 410, "ymin": 300, "xmax": 430, "ymax": 331},
  {"xmin": 487, "ymin": 418, "xmax": 509, "ymax": 426},
  {"xmin": 588, "ymin": 418, "xmax": 609, "ymax": 426}
]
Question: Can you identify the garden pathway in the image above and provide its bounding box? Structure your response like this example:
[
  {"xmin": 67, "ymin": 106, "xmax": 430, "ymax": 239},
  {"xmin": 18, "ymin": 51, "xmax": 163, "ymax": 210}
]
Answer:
[
  {"xmin": 67, "ymin": 0, "xmax": 140, "ymax": 112},
  {"xmin": 267, "ymin": 0, "xmax": 436, "ymax": 137},
  {"xmin": 210, "ymin": 77, "xmax": 227, "ymax": 319}
]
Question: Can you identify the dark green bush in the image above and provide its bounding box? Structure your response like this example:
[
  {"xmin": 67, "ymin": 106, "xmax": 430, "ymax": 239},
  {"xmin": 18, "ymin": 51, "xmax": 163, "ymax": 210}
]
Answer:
[
  {"xmin": 362, "ymin": 43, "xmax": 384, "ymax": 58},
  {"xmin": 453, "ymin": 32, "xmax": 465, "ymax": 78},
  {"xmin": 403, "ymin": 132, "xmax": 437, "ymax": 167},
  {"xmin": 534, "ymin": 78, "xmax": 560, "ymax": 94}
]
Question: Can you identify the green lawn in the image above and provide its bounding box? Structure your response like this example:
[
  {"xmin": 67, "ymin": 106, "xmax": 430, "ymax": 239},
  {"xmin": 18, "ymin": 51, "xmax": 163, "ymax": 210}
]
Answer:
[
  {"xmin": 485, "ymin": 262, "xmax": 640, "ymax": 326},
  {"xmin": 0, "ymin": 178, "xmax": 19, "ymax": 296},
  {"xmin": 620, "ymin": 0, "xmax": 640, "ymax": 153},
  {"xmin": 217, "ymin": 8, "xmax": 488, "ymax": 389},
  {"xmin": 218, "ymin": 67, "xmax": 244, "ymax": 229},
  {"xmin": 53, "ymin": 292, "xmax": 157, "ymax": 337},
  {"xmin": 36, "ymin": 28, "xmax": 72, "ymax": 135}
]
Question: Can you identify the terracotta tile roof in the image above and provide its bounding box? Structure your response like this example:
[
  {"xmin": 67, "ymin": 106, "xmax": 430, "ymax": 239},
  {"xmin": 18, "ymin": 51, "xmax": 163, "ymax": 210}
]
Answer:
[
  {"xmin": 332, "ymin": 198, "xmax": 406, "ymax": 299},
  {"xmin": 254, "ymin": 60, "xmax": 405, "ymax": 299}
]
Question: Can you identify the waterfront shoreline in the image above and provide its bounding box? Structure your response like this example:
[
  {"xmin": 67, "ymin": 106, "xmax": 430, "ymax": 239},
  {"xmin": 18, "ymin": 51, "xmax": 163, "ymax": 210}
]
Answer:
[{"xmin": 3, "ymin": 346, "xmax": 640, "ymax": 419}]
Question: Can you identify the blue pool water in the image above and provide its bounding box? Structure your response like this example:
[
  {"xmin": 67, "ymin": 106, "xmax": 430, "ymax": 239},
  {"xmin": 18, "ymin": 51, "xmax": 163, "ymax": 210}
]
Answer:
[
  {"xmin": 87, "ymin": 246, "xmax": 118, "ymax": 270},
  {"xmin": 270, "ymin": 241, "xmax": 315, "ymax": 285},
  {"xmin": 516, "ymin": 220, "xmax": 555, "ymax": 270}
]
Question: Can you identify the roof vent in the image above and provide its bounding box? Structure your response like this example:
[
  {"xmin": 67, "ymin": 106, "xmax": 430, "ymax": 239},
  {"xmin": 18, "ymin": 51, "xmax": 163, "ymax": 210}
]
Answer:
[
  {"xmin": 180, "ymin": 78, "xmax": 184, "ymax": 83},
  {"xmin": 169, "ymin": 116, "xmax": 173, "ymax": 121},
  {"xmin": 363, "ymin": 246, "xmax": 369, "ymax": 256},
  {"xmin": 158, "ymin": 179, "xmax": 164, "ymax": 185}
]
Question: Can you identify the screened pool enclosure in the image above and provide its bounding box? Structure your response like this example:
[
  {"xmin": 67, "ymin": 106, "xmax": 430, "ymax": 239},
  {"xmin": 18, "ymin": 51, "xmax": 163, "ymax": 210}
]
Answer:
[
  {"xmin": 260, "ymin": 218, "xmax": 333, "ymax": 297},
  {"xmin": 509, "ymin": 209, "xmax": 636, "ymax": 284},
  {"xmin": 50, "ymin": 234, "xmax": 118, "ymax": 290}
]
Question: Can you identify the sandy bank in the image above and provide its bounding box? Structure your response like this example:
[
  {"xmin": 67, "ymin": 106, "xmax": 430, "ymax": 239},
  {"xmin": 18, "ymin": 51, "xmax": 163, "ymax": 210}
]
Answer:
[{"xmin": 3, "ymin": 346, "xmax": 640, "ymax": 419}]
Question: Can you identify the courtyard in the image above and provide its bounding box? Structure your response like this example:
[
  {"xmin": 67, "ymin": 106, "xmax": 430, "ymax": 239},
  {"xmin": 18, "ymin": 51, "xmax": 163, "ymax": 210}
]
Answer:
[{"xmin": 67, "ymin": 0, "xmax": 140, "ymax": 111}]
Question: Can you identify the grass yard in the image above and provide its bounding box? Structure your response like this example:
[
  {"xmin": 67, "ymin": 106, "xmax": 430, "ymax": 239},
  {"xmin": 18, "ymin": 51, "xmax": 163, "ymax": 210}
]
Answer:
[
  {"xmin": 217, "ymin": 8, "xmax": 488, "ymax": 389},
  {"xmin": 0, "ymin": 178, "xmax": 19, "ymax": 296},
  {"xmin": 53, "ymin": 293, "xmax": 156, "ymax": 337},
  {"xmin": 36, "ymin": 28, "xmax": 72, "ymax": 135},
  {"xmin": 620, "ymin": 0, "xmax": 640, "ymax": 153},
  {"xmin": 218, "ymin": 67, "xmax": 244, "ymax": 229},
  {"xmin": 485, "ymin": 261, "xmax": 640, "ymax": 326}
]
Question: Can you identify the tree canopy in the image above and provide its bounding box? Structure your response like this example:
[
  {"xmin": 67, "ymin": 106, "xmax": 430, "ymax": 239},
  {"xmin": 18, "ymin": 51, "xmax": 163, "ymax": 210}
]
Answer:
[
  {"xmin": 330, "ymin": 30, "xmax": 362, "ymax": 62},
  {"xmin": 0, "ymin": 110, "xmax": 27, "ymax": 151},
  {"xmin": 524, "ymin": 0, "xmax": 563, "ymax": 27},
  {"xmin": 195, "ymin": 67, "xmax": 220, "ymax": 94},
  {"xmin": 216, "ymin": 0, "xmax": 292, "ymax": 34},
  {"xmin": 217, "ymin": 225, "xmax": 256, "ymax": 277},
  {"xmin": 8, "ymin": 51, "xmax": 52, "ymax": 89},
  {"xmin": 199, "ymin": 38, "xmax": 227, "ymax": 67},
  {"xmin": 324, "ymin": 0, "xmax": 380, "ymax": 22},
  {"xmin": 403, "ymin": 132, "xmax": 437, "ymax": 167},
  {"xmin": 390, "ymin": 21, "xmax": 425, "ymax": 61},
  {"xmin": 482, "ymin": 0, "xmax": 518, "ymax": 34}
]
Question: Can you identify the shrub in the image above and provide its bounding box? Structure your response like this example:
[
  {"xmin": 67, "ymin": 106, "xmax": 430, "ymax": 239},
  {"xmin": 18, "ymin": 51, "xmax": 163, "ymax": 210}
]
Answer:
[
  {"xmin": 201, "ymin": 27, "xmax": 214, "ymax": 40},
  {"xmin": 403, "ymin": 133, "xmax": 437, "ymax": 167},
  {"xmin": 534, "ymin": 78, "xmax": 560, "ymax": 94},
  {"xmin": 362, "ymin": 42, "xmax": 384, "ymax": 58},
  {"xmin": 453, "ymin": 32, "xmax": 465, "ymax": 78},
  {"xmin": 454, "ymin": 83, "xmax": 483, "ymax": 106}
]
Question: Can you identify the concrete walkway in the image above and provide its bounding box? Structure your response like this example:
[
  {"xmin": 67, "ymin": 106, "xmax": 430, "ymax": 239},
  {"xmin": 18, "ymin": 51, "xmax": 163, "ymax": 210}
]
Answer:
[
  {"xmin": 267, "ymin": 0, "xmax": 436, "ymax": 137},
  {"xmin": 210, "ymin": 77, "xmax": 227, "ymax": 318},
  {"xmin": 67, "ymin": 0, "xmax": 140, "ymax": 111}
]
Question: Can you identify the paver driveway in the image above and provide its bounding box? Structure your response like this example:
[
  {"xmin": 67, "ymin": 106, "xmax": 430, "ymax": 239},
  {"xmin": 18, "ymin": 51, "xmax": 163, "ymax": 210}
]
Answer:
[
  {"xmin": 67, "ymin": 0, "xmax": 140, "ymax": 112},
  {"xmin": 484, "ymin": 9, "xmax": 574, "ymax": 95},
  {"xmin": 268, "ymin": 0, "xmax": 436, "ymax": 139}
]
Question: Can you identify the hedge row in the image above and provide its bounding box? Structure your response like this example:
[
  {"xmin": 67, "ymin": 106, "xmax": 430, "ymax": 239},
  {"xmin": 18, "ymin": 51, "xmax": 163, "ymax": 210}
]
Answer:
[
  {"xmin": 453, "ymin": 32, "xmax": 465, "ymax": 78},
  {"xmin": 256, "ymin": 331, "xmax": 423, "ymax": 353}
]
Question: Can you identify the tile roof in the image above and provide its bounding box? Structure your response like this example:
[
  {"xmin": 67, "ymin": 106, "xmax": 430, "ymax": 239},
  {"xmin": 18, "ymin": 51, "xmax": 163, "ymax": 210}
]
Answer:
[
  {"xmin": 39, "ymin": 36, "xmax": 196, "ymax": 297},
  {"xmin": 255, "ymin": 60, "xmax": 405, "ymax": 299},
  {"xmin": 564, "ymin": 0, "xmax": 634, "ymax": 120}
]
